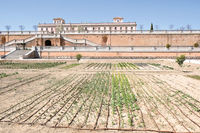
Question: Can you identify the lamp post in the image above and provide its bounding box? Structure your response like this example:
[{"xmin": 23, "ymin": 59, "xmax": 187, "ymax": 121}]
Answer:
[{"xmin": 5, "ymin": 25, "xmax": 11, "ymax": 42}]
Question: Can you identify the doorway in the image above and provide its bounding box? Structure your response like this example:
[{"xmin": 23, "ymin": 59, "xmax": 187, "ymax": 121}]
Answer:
[{"xmin": 45, "ymin": 40, "xmax": 52, "ymax": 46}]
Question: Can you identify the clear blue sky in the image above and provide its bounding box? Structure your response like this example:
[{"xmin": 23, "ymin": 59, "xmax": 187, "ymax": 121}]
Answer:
[{"xmin": 0, "ymin": 0, "xmax": 200, "ymax": 31}]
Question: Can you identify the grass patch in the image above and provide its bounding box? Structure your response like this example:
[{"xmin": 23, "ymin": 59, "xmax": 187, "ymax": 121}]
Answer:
[
  {"xmin": 62, "ymin": 63, "xmax": 80, "ymax": 69},
  {"xmin": 163, "ymin": 65, "xmax": 174, "ymax": 70},
  {"xmin": 0, "ymin": 72, "xmax": 18, "ymax": 79},
  {"xmin": 149, "ymin": 63, "xmax": 161, "ymax": 67},
  {"xmin": 0, "ymin": 62, "xmax": 65, "ymax": 69},
  {"xmin": 187, "ymin": 75, "xmax": 200, "ymax": 80}
]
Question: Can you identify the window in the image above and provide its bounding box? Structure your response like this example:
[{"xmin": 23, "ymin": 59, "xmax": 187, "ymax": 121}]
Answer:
[
  {"xmin": 98, "ymin": 27, "xmax": 100, "ymax": 31},
  {"xmin": 115, "ymin": 27, "xmax": 117, "ymax": 30},
  {"xmin": 93, "ymin": 27, "xmax": 95, "ymax": 31}
]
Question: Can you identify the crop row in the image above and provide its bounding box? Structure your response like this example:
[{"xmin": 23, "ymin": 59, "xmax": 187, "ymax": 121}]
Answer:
[
  {"xmin": 0, "ymin": 72, "xmax": 145, "ymax": 130},
  {"xmin": 84, "ymin": 63, "xmax": 173, "ymax": 70},
  {"xmin": 0, "ymin": 62, "xmax": 65, "ymax": 69},
  {"xmin": 0, "ymin": 72, "xmax": 18, "ymax": 79},
  {"xmin": 84, "ymin": 63, "xmax": 139, "ymax": 70},
  {"xmin": 61, "ymin": 63, "xmax": 80, "ymax": 69},
  {"xmin": 0, "ymin": 74, "xmax": 81, "ymax": 120},
  {"xmin": 111, "ymin": 73, "xmax": 140, "ymax": 128},
  {"xmin": 128, "ymin": 74, "xmax": 200, "ymax": 132},
  {"xmin": 0, "ymin": 73, "xmax": 49, "ymax": 95}
]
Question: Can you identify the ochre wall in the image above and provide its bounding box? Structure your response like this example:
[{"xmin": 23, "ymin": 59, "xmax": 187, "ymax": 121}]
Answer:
[
  {"xmin": 64, "ymin": 34, "xmax": 200, "ymax": 46},
  {"xmin": 0, "ymin": 51, "xmax": 9, "ymax": 56},
  {"xmin": 1, "ymin": 34, "xmax": 200, "ymax": 46},
  {"xmin": 0, "ymin": 35, "xmax": 33, "ymax": 43},
  {"xmin": 40, "ymin": 51, "xmax": 200, "ymax": 58}
]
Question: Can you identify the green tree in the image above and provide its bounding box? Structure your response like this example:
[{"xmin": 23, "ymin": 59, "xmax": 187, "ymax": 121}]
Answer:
[
  {"xmin": 150, "ymin": 23, "xmax": 154, "ymax": 31},
  {"xmin": 176, "ymin": 55, "xmax": 186, "ymax": 67},
  {"xmin": 166, "ymin": 44, "xmax": 171, "ymax": 49},
  {"xmin": 194, "ymin": 43, "xmax": 199, "ymax": 47},
  {"xmin": 76, "ymin": 54, "xmax": 82, "ymax": 62}
]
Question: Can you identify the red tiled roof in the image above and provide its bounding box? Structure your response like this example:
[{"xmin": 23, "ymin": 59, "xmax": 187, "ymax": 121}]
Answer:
[
  {"xmin": 38, "ymin": 22, "xmax": 136, "ymax": 27},
  {"xmin": 53, "ymin": 18, "xmax": 64, "ymax": 20},
  {"xmin": 113, "ymin": 17, "xmax": 124, "ymax": 19}
]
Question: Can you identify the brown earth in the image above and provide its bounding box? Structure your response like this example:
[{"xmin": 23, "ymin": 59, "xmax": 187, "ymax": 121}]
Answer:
[{"xmin": 0, "ymin": 59, "xmax": 199, "ymax": 133}]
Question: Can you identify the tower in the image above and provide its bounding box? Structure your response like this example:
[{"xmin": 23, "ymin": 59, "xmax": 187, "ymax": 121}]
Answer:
[
  {"xmin": 113, "ymin": 17, "xmax": 124, "ymax": 23},
  {"xmin": 53, "ymin": 18, "xmax": 65, "ymax": 24}
]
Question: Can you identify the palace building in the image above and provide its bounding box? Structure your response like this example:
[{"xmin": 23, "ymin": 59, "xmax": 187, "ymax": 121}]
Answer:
[
  {"xmin": 38, "ymin": 17, "xmax": 137, "ymax": 33},
  {"xmin": 1, "ymin": 17, "xmax": 200, "ymax": 59}
]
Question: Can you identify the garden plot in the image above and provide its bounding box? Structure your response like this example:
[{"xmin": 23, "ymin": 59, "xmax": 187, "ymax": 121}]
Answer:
[
  {"xmin": 0, "ymin": 60, "xmax": 199, "ymax": 133},
  {"xmin": 0, "ymin": 62, "xmax": 65, "ymax": 69},
  {"xmin": 0, "ymin": 73, "xmax": 49, "ymax": 95},
  {"xmin": 0, "ymin": 73, "xmax": 67, "ymax": 112},
  {"xmin": 84, "ymin": 63, "xmax": 173, "ymax": 71},
  {"xmin": 0, "ymin": 72, "xmax": 144, "ymax": 131},
  {"xmin": 128, "ymin": 73, "xmax": 200, "ymax": 132}
]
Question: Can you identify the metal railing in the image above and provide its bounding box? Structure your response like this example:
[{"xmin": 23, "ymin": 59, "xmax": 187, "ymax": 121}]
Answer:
[
  {"xmin": 35, "ymin": 46, "xmax": 200, "ymax": 52},
  {"xmin": 1, "ymin": 30, "xmax": 200, "ymax": 35}
]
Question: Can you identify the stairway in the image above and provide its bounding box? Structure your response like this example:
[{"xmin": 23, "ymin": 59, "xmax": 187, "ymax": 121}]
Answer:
[
  {"xmin": 5, "ymin": 50, "xmax": 31, "ymax": 59},
  {"xmin": 4, "ymin": 34, "xmax": 100, "ymax": 47},
  {"xmin": 5, "ymin": 35, "xmax": 37, "ymax": 46}
]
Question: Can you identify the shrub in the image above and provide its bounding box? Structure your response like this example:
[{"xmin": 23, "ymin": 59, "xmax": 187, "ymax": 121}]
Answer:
[
  {"xmin": 76, "ymin": 54, "xmax": 82, "ymax": 62},
  {"xmin": 176, "ymin": 55, "xmax": 186, "ymax": 67},
  {"xmin": 166, "ymin": 44, "xmax": 171, "ymax": 49},
  {"xmin": 194, "ymin": 43, "xmax": 199, "ymax": 47}
]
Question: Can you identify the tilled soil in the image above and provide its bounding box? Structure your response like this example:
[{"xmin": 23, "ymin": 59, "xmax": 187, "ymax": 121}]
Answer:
[{"xmin": 0, "ymin": 59, "xmax": 199, "ymax": 133}]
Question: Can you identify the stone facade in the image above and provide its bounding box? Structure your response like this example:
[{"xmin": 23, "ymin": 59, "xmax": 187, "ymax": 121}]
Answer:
[{"xmin": 38, "ymin": 17, "xmax": 137, "ymax": 33}]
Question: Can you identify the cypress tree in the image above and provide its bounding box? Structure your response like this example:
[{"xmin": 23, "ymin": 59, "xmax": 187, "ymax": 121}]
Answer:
[{"xmin": 150, "ymin": 23, "xmax": 154, "ymax": 31}]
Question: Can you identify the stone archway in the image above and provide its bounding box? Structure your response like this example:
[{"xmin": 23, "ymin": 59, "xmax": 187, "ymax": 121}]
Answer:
[{"xmin": 45, "ymin": 40, "xmax": 52, "ymax": 46}]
